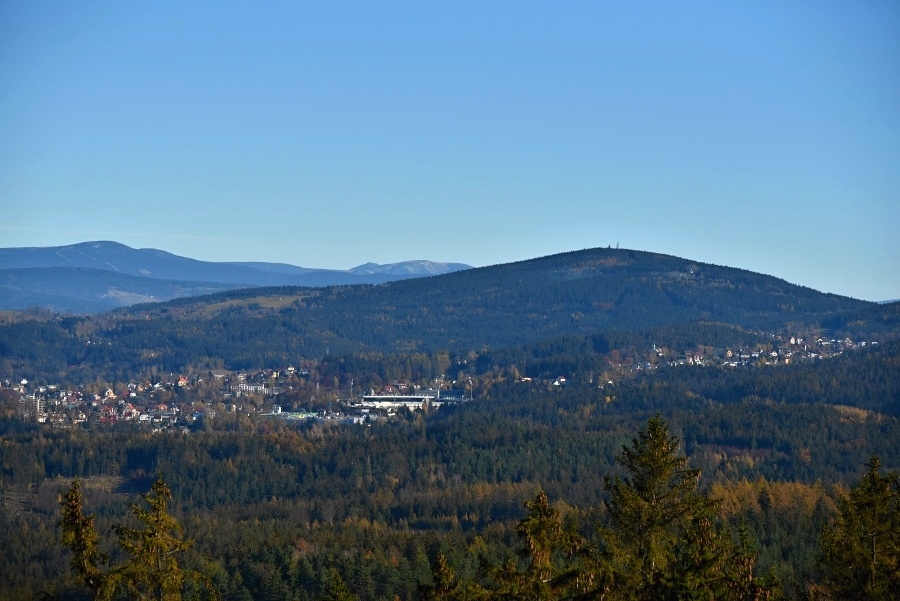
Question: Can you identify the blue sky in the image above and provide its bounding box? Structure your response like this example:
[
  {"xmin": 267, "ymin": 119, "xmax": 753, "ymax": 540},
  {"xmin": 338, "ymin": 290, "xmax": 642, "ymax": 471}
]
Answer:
[{"xmin": 2, "ymin": 1, "xmax": 898, "ymax": 301}]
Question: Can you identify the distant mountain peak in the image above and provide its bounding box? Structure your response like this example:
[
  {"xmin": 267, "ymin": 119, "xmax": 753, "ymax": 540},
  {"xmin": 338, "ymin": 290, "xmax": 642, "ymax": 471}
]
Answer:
[
  {"xmin": 0, "ymin": 241, "xmax": 473, "ymax": 313},
  {"xmin": 349, "ymin": 260, "xmax": 471, "ymax": 276}
]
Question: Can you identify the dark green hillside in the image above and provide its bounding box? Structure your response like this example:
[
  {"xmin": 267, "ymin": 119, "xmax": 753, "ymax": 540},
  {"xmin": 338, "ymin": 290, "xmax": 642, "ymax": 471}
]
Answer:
[
  {"xmin": 820, "ymin": 300, "xmax": 900, "ymax": 340},
  {"xmin": 469, "ymin": 321, "xmax": 770, "ymax": 379},
  {"xmin": 0, "ymin": 248, "xmax": 874, "ymax": 381},
  {"xmin": 124, "ymin": 247, "xmax": 868, "ymax": 331}
]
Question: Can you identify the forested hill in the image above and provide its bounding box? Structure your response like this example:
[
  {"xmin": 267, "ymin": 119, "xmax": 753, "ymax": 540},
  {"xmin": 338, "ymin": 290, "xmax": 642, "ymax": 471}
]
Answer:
[
  {"xmin": 0, "ymin": 249, "xmax": 898, "ymax": 601},
  {"xmin": 0, "ymin": 248, "xmax": 876, "ymax": 379},
  {"xmin": 129, "ymin": 246, "xmax": 868, "ymax": 333}
]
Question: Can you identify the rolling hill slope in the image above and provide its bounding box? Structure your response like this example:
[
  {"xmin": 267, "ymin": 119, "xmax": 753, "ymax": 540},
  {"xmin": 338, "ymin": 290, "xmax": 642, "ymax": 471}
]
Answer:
[{"xmin": 0, "ymin": 247, "xmax": 875, "ymax": 380}]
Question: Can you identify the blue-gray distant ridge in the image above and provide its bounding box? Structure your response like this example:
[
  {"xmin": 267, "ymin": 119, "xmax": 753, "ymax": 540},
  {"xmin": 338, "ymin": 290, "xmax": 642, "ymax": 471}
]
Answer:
[{"xmin": 0, "ymin": 241, "xmax": 472, "ymax": 314}]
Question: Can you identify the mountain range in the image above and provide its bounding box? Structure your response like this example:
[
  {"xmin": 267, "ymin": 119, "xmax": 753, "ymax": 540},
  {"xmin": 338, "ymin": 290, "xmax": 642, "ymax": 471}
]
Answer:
[
  {"xmin": 0, "ymin": 241, "xmax": 471, "ymax": 313},
  {"xmin": 2, "ymin": 248, "xmax": 897, "ymax": 601},
  {"xmin": 114, "ymin": 246, "xmax": 878, "ymax": 357},
  {"xmin": 3, "ymin": 245, "xmax": 895, "ymax": 384}
]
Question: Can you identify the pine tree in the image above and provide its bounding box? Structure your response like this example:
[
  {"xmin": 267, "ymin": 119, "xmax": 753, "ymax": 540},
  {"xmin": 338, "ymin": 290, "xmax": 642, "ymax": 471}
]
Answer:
[
  {"xmin": 818, "ymin": 455, "xmax": 900, "ymax": 600},
  {"xmin": 489, "ymin": 490, "xmax": 586, "ymax": 600},
  {"xmin": 590, "ymin": 416, "xmax": 780, "ymax": 601},
  {"xmin": 100, "ymin": 474, "xmax": 194, "ymax": 600},
  {"xmin": 318, "ymin": 568, "xmax": 358, "ymax": 601},
  {"xmin": 722, "ymin": 524, "xmax": 780, "ymax": 601},
  {"xmin": 663, "ymin": 506, "xmax": 731, "ymax": 601},
  {"xmin": 419, "ymin": 553, "xmax": 476, "ymax": 601},
  {"xmin": 601, "ymin": 416, "xmax": 718, "ymax": 597},
  {"xmin": 59, "ymin": 478, "xmax": 106, "ymax": 592},
  {"xmin": 60, "ymin": 473, "xmax": 217, "ymax": 601}
]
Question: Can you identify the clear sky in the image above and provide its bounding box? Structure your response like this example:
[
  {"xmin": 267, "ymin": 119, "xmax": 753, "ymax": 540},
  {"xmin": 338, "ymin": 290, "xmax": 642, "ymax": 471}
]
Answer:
[{"xmin": 2, "ymin": 1, "xmax": 898, "ymax": 301}]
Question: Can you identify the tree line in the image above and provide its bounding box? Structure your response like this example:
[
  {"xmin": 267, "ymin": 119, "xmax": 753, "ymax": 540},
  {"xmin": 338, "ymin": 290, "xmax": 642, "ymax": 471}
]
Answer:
[{"xmin": 55, "ymin": 418, "xmax": 900, "ymax": 600}]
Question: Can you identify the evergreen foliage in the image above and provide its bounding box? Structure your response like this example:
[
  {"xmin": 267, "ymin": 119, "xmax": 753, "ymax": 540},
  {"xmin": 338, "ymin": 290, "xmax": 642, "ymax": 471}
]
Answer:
[
  {"xmin": 580, "ymin": 417, "xmax": 780, "ymax": 600},
  {"xmin": 415, "ymin": 419, "xmax": 782, "ymax": 600},
  {"xmin": 818, "ymin": 456, "xmax": 900, "ymax": 600},
  {"xmin": 59, "ymin": 474, "xmax": 216, "ymax": 601},
  {"xmin": 0, "ymin": 323, "xmax": 894, "ymax": 599},
  {"xmin": 486, "ymin": 490, "xmax": 586, "ymax": 600},
  {"xmin": 596, "ymin": 416, "xmax": 720, "ymax": 598},
  {"xmin": 59, "ymin": 478, "xmax": 106, "ymax": 592},
  {"xmin": 0, "ymin": 247, "xmax": 877, "ymax": 382},
  {"xmin": 318, "ymin": 568, "xmax": 358, "ymax": 601}
]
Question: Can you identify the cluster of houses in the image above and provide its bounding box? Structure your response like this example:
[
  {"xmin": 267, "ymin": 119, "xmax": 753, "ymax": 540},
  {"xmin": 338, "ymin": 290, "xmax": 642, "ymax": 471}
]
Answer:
[
  {"xmin": 7, "ymin": 366, "xmax": 469, "ymax": 429},
  {"xmin": 5, "ymin": 335, "xmax": 877, "ymax": 428},
  {"xmin": 715, "ymin": 335, "xmax": 874, "ymax": 367},
  {"xmin": 12, "ymin": 378, "xmax": 211, "ymax": 429},
  {"xmin": 635, "ymin": 335, "xmax": 876, "ymax": 373}
]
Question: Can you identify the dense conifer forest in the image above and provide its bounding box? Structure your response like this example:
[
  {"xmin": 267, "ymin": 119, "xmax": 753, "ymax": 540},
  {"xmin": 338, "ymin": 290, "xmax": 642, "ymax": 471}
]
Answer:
[{"xmin": 0, "ymin": 248, "xmax": 898, "ymax": 599}]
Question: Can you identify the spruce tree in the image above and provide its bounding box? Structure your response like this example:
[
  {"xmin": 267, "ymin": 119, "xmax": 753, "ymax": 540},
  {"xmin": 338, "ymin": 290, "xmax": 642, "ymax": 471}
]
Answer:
[
  {"xmin": 101, "ymin": 474, "xmax": 194, "ymax": 601},
  {"xmin": 818, "ymin": 455, "xmax": 900, "ymax": 600},
  {"xmin": 490, "ymin": 490, "xmax": 586, "ymax": 600},
  {"xmin": 60, "ymin": 473, "xmax": 216, "ymax": 601},
  {"xmin": 59, "ymin": 478, "xmax": 106, "ymax": 593},
  {"xmin": 318, "ymin": 568, "xmax": 358, "ymax": 601},
  {"xmin": 420, "ymin": 553, "xmax": 456, "ymax": 600},
  {"xmin": 591, "ymin": 416, "xmax": 779, "ymax": 601},
  {"xmin": 602, "ymin": 416, "xmax": 717, "ymax": 597}
]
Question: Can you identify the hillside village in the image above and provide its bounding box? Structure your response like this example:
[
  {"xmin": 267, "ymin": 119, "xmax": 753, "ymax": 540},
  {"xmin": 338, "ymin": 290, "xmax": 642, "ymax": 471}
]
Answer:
[
  {"xmin": 5, "ymin": 333, "xmax": 875, "ymax": 430},
  {"xmin": 636, "ymin": 334, "xmax": 875, "ymax": 371}
]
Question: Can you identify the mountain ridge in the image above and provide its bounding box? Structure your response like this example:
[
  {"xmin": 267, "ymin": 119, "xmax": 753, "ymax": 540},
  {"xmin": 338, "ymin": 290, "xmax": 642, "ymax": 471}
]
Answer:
[
  {"xmin": 0, "ymin": 246, "xmax": 889, "ymax": 383},
  {"xmin": 0, "ymin": 241, "xmax": 473, "ymax": 313},
  {"xmin": 100, "ymin": 247, "xmax": 876, "ymax": 360}
]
